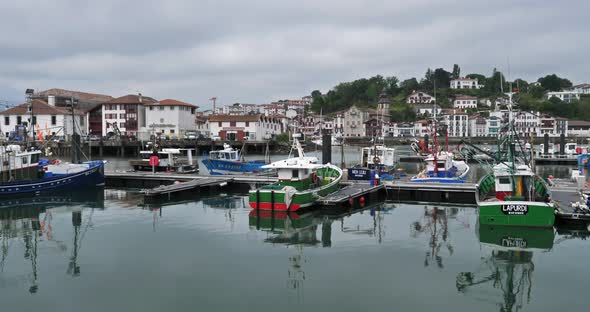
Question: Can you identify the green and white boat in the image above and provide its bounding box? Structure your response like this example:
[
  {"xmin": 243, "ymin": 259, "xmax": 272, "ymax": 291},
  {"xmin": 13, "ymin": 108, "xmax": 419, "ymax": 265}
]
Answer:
[
  {"xmin": 467, "ymin": 92, "xmax": 555, "ymax": 228},
  {"xmin": 249, "ymin": 138, "xmax": 342, "ymax": 212}
]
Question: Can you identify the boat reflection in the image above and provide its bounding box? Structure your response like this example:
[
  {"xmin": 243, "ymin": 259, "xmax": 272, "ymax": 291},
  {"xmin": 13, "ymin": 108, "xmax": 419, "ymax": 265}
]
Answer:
[
  {"xmin": 410, "ymin": 206, "xmax": 466, "ymax": 269},
  {"xmin": 0, "ymin": 190, "xmax": 104, "ymax": 294},
  {"xmin": 456, "ymin": 224, "xmax": 555, "ymax": 312}
]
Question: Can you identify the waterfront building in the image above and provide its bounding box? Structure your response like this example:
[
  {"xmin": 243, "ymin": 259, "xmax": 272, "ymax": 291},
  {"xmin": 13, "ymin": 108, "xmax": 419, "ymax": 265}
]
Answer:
[
  {"xmin": 442, "ymin": 109, "xmax": 469, "ymax": 137},
  {"xmin": 414, "ymin": 119, "xmax": 430, "ymax": 138},
  {"xmin": 145, "ymin": 99, "xmax": 197, "ymax": 138},
  {"xmin": 450, "ymin": 77, "xmax": 482, "ymax": 89},
  {"xmin": 208, "ymin": 114, "xmax": 283, "ymax": 141},
  {"xmin": 544, "ymin": 91, "xmax": 581, "ymax": 103},
  {"xmin": 406, "ymin": 91, "xmax": 435, "ymax": 104},
  {"xmin": 33, "ymin": 88, "xmax": 113, "ymax": 111},
  {"xmin": 343, "ymin": 106, "xmax": 367, "ymax": 137},
  {"xmin": 487, "ymin": 116, "xmax": 500, "ymax": 137},
  {"xmin": 570, "ymin": 84, "xmax": 590, "ymax": 94},
  {"xmin": 0, "ymin": 99, "xmax": 86, "ymax": 140},
  {"xmin": 567, "ymin": 120, "xmax": 590, "ymax": 137},
  {"xmin": 413, "ymin": 104, "xmax": 440, "ymax": 117},
  {"xmin": 468, "ymin": 114, "xmax": 488, "ymax": 137},
  {"xmin": 453, "ymin": 95, "xmax": 478, "ymax": 109},
  {"xmin": 87, "ymin": 94, "xmax": 155, "ymax": 137}
]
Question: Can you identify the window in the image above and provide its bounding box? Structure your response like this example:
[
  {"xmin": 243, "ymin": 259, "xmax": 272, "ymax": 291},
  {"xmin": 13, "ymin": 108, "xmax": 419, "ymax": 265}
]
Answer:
[
  {"xmin": 218, "ymin": 122, "xmax": 222, "ymax": 127},
  {"xmin": 51, "ymin": 115, "xmax": 56, "ymax": 125},
  {"xmin": 160, "ymin": 118, "xmax": 164, "ymax": 123},
  {"xmin": 80, "ymin": 116, "xmax": 85, "ymax": 126},
  {"xmin": 246, "ymin": 121, "xmax": 249, "ymax": 127},
  {"xmin": 120, "ymin": 114, "xmax": 124, "ymax": 119},
  {"xmin": 499, "ymin": 177, "xmax": 511, "ymax": 184},
  {"xmin": 32, "ymin": 116, "xmax": 37, "ymax": 125},
  {"xmin": 149, "ymin": 107, "xmax": 153, "ymax": 110},
  {"xmin": 120, "ymin": 122, "xmax": 125, "ymax": 128},
  {"xmin": 159, "ymin": 106, "xmax": 164, "ymax": 111},
  {"xmin": 230, "ymin": 121, "xmax": 236, "ymax": 127},
  {"xmin": 169, "ymin": 106, "xmax": 175, "ymax": 110},
  {"xmin": 292, "ymin": 169, "xmax": 299, "ymax": 178},
  {"xmin": 17, "ymin": 116, "xmax": 22, "ymax": 124},
  {"xmin": 4, "ymin": 116, "xmax": 9, "ymax": 125},
  {"xmin": 161, "ymin": 129, "xmax": 165, "ymax": 134},
  {"xmin": 170, "ymin": 129, "xmax": 175, "ymax": 134}
]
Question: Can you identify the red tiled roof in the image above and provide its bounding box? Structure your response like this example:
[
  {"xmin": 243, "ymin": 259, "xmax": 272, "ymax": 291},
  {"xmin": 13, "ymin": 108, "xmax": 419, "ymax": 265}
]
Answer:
[
  {"xmin": 208, "ymin": 114, "xmax": 262, "ymax": 122},
  {"xmin": 148, "ymin": 99, "xmax": 196, "ymax": 108},
  {"xmin": 36, "ymin": 88, "xmax": 113, "ymax": 102},
  {"xmin": 0, "ymin": 100, "xmax": 84, "ymax": 115},
  {"xmin": 454, "ymin": 95, "xmax": 478, "ymax": 100},
  {"xmin": 105, "ymin": 94, "xmax": 157, "ymax": 104}
]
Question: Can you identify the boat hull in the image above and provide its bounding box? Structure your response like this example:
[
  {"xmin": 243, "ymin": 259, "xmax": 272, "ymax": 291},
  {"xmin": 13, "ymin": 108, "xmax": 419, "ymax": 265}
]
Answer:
[
  {"xmin": 202, "ymin": 159, "xmax": 267, "ymax": 175},
  {"xmin": 0, "ymin": 162, "xmax": 105, "ymax": 197},
  {"xmin": 248, "ymin": 165, "xmax": 342, "ymax": 211},
  {"xmin": 478, "ymin": 201, "xmax": 555, "ymax": 228}
]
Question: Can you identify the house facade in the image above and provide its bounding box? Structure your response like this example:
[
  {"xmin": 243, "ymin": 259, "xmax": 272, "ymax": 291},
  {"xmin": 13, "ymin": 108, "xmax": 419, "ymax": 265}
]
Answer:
[
  {"xmin": 0, "ymin": 99, "xmax": 86, "ymax": 140},
  {"xmin": 544, "ymin": 91, "xmax": 581, "ymax": 103},
  {"xmin": 413, "ymin": 104, "xmax": 440, "ymax": 117},
  {"xmin": 453, "ymin": 95, "xmax": 478, "ymax": 109},
  {"xmin": 406, "ymin": 91, "xmax": 435, "ymax": 104},
  {"xmin": 442, "ymin": 109, "xmax": 468, "ymax": 137},
  {"xmin": 450, "ymin": 77, "xmax": 482, "ymax": 89},
  {"xmin": 208, "ymin": 114, "xmax": 283, "ymax": 141},
  {"xmin": 145, "ymin": 99, "xmax": 197, "ymax": 137},
  {"xmin": 87, "ymin": 94, "xmax": 155, "ymax": 137},
  {"xmin": 570, "ymin": 84, "xmax": 590, "ymax": 94},
  {"xmin": 343, "ymin": 106, "xmax": 367, "ymax": 137}
]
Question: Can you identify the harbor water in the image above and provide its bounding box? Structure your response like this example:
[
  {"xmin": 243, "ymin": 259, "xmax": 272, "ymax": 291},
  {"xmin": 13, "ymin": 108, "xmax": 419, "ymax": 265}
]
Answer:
[{"xmin": 0, "ymin": 146, "xmax": 585, "ymax": 311}]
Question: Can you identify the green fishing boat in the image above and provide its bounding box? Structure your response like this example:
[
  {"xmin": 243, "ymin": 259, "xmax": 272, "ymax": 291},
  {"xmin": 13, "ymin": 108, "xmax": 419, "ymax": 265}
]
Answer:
[
  {"xmin": 464, "ymin": 92, "xmax": 555, "ymax": 228},
  {"xmin": 249, "ymin": 138, "xmax": 342, "ymax": 212}
]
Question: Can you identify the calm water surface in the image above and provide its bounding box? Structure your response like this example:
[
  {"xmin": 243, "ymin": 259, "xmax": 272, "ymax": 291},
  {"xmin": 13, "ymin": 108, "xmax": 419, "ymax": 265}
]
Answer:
[{"xmin": 1, "ymin": 188, "xmax": 588, "ymax": 312}]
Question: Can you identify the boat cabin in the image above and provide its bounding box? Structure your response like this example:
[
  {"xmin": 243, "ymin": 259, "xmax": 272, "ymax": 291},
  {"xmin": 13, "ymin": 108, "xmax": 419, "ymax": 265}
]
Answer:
[
  {"xmin": 0, "ymin": 145, "xmax": 42, "ymax": 182},
  {"xmin": 139, "ymin": 148, "xmax": 194, "ymax": 167},
  {"xmin": 360, "ymin": 145, "xmax": 395, "ymax": 168},
  {"xmin": 493, "ymin": 163, "xmax": 539, "ymax": 201},
  {"xmin": 209, "ymin": 149, "xmax": 240, "ymax": 162},
  {"xmin": 424, "ymin": 152, "xmax": 453, "ymax": 173}
]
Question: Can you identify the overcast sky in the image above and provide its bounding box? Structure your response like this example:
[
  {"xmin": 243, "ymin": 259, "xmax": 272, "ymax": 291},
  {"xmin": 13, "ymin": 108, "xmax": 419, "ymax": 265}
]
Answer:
[{"xmin": 0, "ymin": 0, "xmax": 588, "ymax": 108}]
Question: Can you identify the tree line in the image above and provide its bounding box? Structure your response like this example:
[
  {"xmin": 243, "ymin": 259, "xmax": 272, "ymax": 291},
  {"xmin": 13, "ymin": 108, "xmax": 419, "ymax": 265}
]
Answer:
[{"xmin": 309, "ymin": 65, "xmax": 584, "ymax": 121}]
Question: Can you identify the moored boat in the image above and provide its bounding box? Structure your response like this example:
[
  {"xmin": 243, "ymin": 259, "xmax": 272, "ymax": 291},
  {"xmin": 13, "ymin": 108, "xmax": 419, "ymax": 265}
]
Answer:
[
  {"xmin": 129, "ymin": 147, "xmax": 198, "ymax": 173},
  {"xmin": 471, "ymin": 91, "xmax": 555, "ymax": 228},
  {"xmin": 347, "ymin": 144, "xmax": 396, "ymax": 180},
  {"xmin": 248, "ymin": 138, "xmax": 342, "ymax": 212},
  {"xmin": 202, "ymin": 143, "xmax": 267, "ymax": 175},
  {"xmin": 0, "ymin": 145, "xmax": 105, "ymax": 197},
  {"xmin": 411, "ymin": 151, "xmax": 469, "ymax": 183}
]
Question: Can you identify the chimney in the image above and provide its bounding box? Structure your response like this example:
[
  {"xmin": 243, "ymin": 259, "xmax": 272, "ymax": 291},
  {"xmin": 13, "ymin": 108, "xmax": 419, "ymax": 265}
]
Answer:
[
  {"xmin": 138, "ymin": 93, "xmax": 142, "ymax": 103},
  {"xmin": 48, "ymin": 95, "xmax": 56, "ymax": 106}
]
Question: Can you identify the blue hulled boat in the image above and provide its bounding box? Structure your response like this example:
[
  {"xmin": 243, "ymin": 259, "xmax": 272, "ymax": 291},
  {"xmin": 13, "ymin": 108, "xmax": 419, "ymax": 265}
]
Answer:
[
  {"xmin": 0, "ymin": 145, "xmax": 105, "ymax": 197},
  {"xmin": 202, "ymin": 144, "xmax": 268, "ymax": 175},
  {"xmin": 410, "ymin": 151, "xmax": 470, "ymax": 183}
]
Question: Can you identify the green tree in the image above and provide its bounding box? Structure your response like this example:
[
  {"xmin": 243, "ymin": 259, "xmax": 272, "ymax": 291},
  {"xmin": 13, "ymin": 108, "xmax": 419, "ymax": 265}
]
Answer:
[
  {"xmin": 400, "ymin": 78, "xmax": 420, "ymax": 96},
  {"xmin": 451, "ymin": 64, "xmax": 461, "ymax": 79},
  {"xmin": 420, "ymin": 68, "xmax": 434, "ymax": 93},
  {"xmin": 513, "ymin": 78, "xmax": 529, "ymax": 93},
  {"xmin": 433, "ymin": 68, "xmax": 452, "ymax": 89},
  {"xmin": 537, "ymin": 74, "xmax": 573, "ymax": 91}
]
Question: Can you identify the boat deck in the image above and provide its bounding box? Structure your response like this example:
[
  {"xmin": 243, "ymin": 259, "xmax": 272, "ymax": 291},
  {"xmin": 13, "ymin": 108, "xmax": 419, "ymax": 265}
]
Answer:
[{"xmin": 550, "ymin": 179, "xmax": 590, "ymax": 223}]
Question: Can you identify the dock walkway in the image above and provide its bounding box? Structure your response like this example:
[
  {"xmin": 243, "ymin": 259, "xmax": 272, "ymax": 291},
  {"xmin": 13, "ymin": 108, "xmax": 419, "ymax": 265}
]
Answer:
[
  {"xmin": 318, "ymin": 183, "xmax": 385, "ymax": 206},
  {"xmin": 142, "ymin": 177, "xmax": 230, "ymax": 197}
]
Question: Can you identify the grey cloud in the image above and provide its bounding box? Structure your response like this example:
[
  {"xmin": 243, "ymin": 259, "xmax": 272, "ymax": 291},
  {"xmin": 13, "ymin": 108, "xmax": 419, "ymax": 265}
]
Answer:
[{"xmin": 0, "ymin": 0, "xmax": 588, "ymax": 106}]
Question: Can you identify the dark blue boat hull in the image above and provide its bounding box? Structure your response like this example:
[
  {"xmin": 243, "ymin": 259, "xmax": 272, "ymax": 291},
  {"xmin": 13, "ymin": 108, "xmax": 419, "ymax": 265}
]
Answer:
[{"xmin": 0, "ymin": 162, "xmax": 105, "ymax": 196}]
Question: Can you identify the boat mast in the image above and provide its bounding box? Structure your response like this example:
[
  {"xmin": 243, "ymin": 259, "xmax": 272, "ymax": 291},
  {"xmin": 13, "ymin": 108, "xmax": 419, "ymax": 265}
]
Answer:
[{"xmin": 433, "ymin": 80, "xmax": 438, "ymax": 174}]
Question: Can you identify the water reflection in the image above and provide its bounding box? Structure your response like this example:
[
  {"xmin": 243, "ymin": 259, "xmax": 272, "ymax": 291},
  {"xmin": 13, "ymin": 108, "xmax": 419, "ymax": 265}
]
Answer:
[
  {"xmin": 0, "ymin": 189, "xmax": 104, "ymax": 294},
  {"xmin": 410, "ymin": 206, "xmax": 464, "ymax": 269},
  {"xmin": 457, "ymin": 225, "xmax": 555, "ymax": 312}
]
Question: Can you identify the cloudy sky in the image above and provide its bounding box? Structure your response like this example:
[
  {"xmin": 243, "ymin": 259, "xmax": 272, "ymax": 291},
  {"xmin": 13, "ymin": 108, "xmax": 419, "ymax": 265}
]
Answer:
[{"xmin": 0, "ymin": 0, "xmax": 588, "ymax": 108}]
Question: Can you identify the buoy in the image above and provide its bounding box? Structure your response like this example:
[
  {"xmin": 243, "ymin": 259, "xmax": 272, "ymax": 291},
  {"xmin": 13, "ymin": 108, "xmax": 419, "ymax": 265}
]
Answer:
[
  {"xmin": 549, "ymin": 175, "xmax": 554, "ymax": 180},
  {"xmin": 174, "ymin": 180, "xmax": 181, "ymax": 184},
  {"xmin": 348, "ymin": 197, "xmax": 354, "ymax": 206},
  {"xmin": 359, "ymin": 196, "xmax": 365, "ymax": 207}
]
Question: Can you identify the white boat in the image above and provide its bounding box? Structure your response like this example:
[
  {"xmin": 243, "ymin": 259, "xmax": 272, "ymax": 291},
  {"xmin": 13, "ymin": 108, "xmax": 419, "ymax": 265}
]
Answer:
[{"xmin": 411, "ymin": 151, "xmax": 470, "ymax": 183}]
